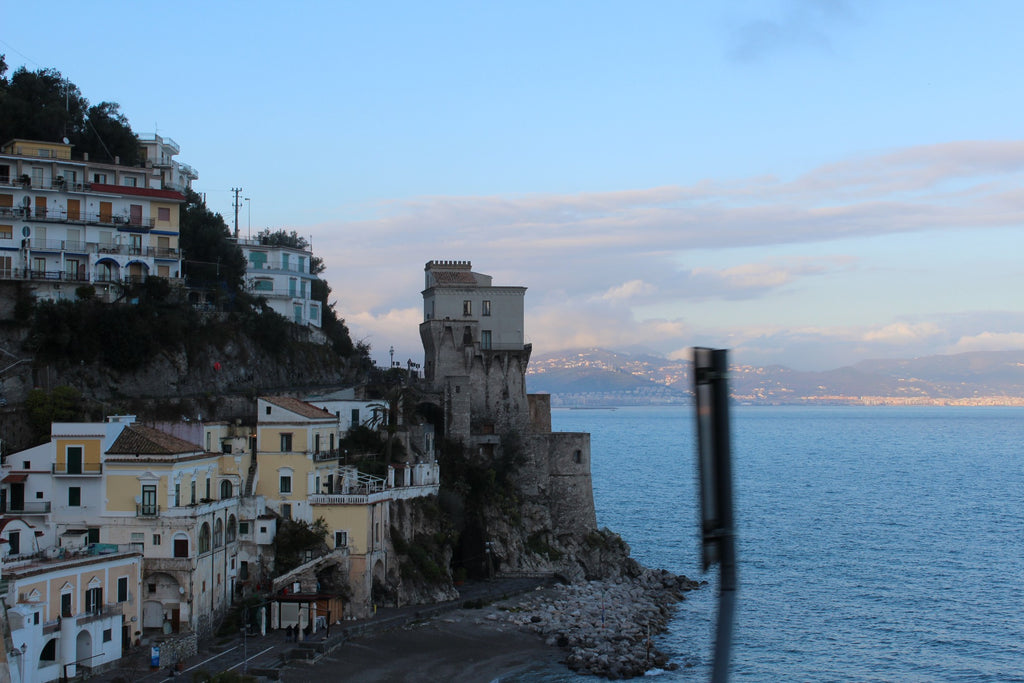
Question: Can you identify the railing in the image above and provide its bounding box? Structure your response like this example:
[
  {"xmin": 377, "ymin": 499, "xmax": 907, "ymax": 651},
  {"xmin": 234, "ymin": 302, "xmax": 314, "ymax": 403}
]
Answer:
[
  {"xmin": 77, "ymin": 602, "xmax": 123, "ymax": 626},
  {"xmin": 146, "ymin": 557, "xmax": 193, "ymax": 573},
  {"xmin": 0, "ymin": 206, "xmax": 157, "ymax": 228},
  {"xmin": 308, "ymin": 491, "xmax": 390, "ymax": 505},
  {"xmin": 247, "ymin": 286, "xmax": 311, "ymax": 300},
  {"xmin": 1, "ymin": 501, "xmax": 51, "ymax": 514},
  {"xmin": 52, "ymin": 463, "xmax": 102, "ymax": 476},
  {"xmin": 136, "ymin": 503, "xmax": 160, "ymax": 518}
]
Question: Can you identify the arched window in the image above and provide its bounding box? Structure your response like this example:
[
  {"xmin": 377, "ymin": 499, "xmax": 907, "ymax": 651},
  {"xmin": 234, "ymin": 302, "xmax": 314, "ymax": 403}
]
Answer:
[
  {"xmin": 198, "ymin": 523, "xmax": 211, "ymax": 554},
  {"xmin": 220, "ymin": 480, "xmax": 233, "ymax": 499},
  {"xmin": 227, "ymin": 515, "xmax": 237, "ymax": 543},
  {"xmin": 213, "ymin": 519, "xmax": 223, "ymax": 548}
]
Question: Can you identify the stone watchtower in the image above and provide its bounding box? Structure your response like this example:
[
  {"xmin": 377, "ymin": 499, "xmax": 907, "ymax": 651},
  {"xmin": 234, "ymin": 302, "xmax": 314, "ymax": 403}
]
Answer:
[
  {"xmin": 419, "ymin": 261, "xmax": 597, "ymax": 547},
  {"xmin": 420, "ymin": 260, "xmax": 532, "ymax": 441}
]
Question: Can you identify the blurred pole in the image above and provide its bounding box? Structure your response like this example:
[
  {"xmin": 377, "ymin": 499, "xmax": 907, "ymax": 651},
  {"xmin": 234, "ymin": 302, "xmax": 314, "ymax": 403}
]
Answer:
[{"xmin": 694, "ymin": 348, "xmax": 737, "ymax": 683}]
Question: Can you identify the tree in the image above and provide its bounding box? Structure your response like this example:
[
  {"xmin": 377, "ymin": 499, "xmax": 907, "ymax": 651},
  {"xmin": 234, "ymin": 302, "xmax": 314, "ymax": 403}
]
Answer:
[
  {"xmin": 0, "ymin": 66, "xmax": 87, "ymax": 144},
  {"xmin": 179, "ymin": 189, "xmax": 247, "ymax": 292},
  {"xmin": 77, "ymin": 102, "xmax": 139, "ymax": 165},
  {"xmin": 256, "ymin": 229, "xmax": 308, "ymax": 249}
]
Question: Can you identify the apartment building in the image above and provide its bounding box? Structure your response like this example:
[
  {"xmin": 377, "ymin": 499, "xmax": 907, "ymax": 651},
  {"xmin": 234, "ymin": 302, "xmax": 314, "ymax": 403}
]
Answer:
[
  {"xmin": 0, "ymin": 138, "xmax": 186, "ymax": 302},
  {"xmin": 235, "ymin": 238, "xmax": 321, "ymax": 327}
]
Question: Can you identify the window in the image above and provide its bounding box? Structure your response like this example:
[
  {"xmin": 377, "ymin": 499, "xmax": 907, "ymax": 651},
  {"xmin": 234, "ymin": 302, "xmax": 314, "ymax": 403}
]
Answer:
[
  {"xmin": 227, "ymin": 516, "xmax": 237, "ymax": 542},
  {"xmin": 148, "ymin": 584, "xmax": 156, "ymax": 593},
  {"xmin": 93, "ymin": 173, "xmax": 107, "ymax": 184},
  {"xmin": 205, "ymin": 478, "xmax": 211, "ymax": 500},
  {"xmin": 214, "ymin": 519, "xmax": 223, "ymax": 547},
  {"xmin": 279, "ymin": 474, "xmax": 292, "ymax": 494},
  {"xmin": 222, "ymin": 443, "xmax": 232, "ymax": 454},
  {"xmin": 280, "ymin": 433, "xmax": 292, "ymax": 452},
  {"xmin": 574, "ymin": 449, "xmax": 583, "ymax": 464},
  {"xmin": 8, "ymin": 531, "xmax": 20, "ymax": 555},
  {"xmin": 117, "ymin": 576, "xmax": 129, "ymax": 602},
  {"xmin": 68, "ymin": 487, "xmax": 81, "ymax": 507},
  {"xmin": 0, "ymin": 225, "xmax": 12, "ymax": 240},
  {"xmin": 314, "ymin": 434, "xmax": 321, "ymax": 454},
  {"xmin": 220, "ymin": 480, "xmax": 233, "ymax": 499},
  {"xmin": 239, "ymin": 522, "xmax": 249, "ymax": 535},
  {"xmin": 173, "ymin": 537, "xmax": 188, "ymax": 558},
  {"xmin": 103, "ymin": 629, "xmax": 112, "ymax": 643},
  {"xmin": 482, "ymin": 300, "xmax": 491, "ymax": 316},
  {"xmin": 240, "ymin": 561, "xmax": 249, "ymax": 580},
  {"xmin": 481, "ymin": 330, "xmax": 492, "ymax": 350},
  {"xmin": 85, "ymin": 587, "xmax": 102, "ymax": 614},
  {"xmin": 281, "ymin": 503, "xmax": 292, "ymax": 519},
  {"xmin": 123, "ymin": 177, "xmax": 137, "ymax": 187},
  {"xmin": 61, "ymin": 593, "xmax": 72, "ymax": 617},
  {"xmin": 88, "ymin": 528, "xmax": 99, "ymax": 544},
  {"xmin": 141, "ymin": 485, "xmax": 157, "ymax": 516},
  {"xmin": 463, "ymin": 300, "xmax": 472, "ymax": 316},
  {"xmin": 158, "ymin": 207, "xmax": 170, "ymax": 221},
  {"xmin": 66, "ymin": 446, "xmax": 83, "ymax": 474},
  {"xmin": 351, "ymin": 409, "xmax": 360, "ymax": 426},
  {"xmin": 153, "ymin": 534, "xmax": 161, "ymax": 546},
  {"xmin": 334, "ymin": 531, "xmax": 348, "ymax": 548},
  {"xmin": 21, "ymin": 461, "xmax": 29, "ymax": 470},
  {"xmin": 199, "ymin": 523, "xmax": 211, "ymax": 553},
  {"xmin": 266, "ymin": 405, "xmax": 272, "ymax": 415},
  {"xmin": 175, "ymin": 482, "xmax": 181, "ymax": 507},
  {"xmin": 190, "ymin": 480, "xmax": 196, "ymax": 505}
]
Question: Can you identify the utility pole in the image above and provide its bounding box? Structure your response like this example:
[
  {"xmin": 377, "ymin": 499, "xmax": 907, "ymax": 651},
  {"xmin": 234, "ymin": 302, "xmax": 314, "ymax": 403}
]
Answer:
[{"xmin": 231, "ymin": 187, "xmax": 243, "ymax": 238}]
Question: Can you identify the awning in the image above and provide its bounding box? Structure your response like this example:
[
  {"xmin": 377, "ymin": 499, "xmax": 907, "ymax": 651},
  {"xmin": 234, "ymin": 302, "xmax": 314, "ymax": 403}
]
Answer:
[{"xmin": 1, "ymin": 473, "xmax": 27, "ymax": 484}]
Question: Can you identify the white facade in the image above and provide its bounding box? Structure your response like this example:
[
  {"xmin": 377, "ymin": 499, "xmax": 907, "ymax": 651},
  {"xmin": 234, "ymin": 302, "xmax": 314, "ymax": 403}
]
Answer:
[
  {"xmin": 0, "ymin": 139, "xmax": 186, "ymax": 302},
  {"xmin": 235, "ymin": 238, "xmax": 322, "ymax": 327},
  {"xmin": 136, "ymin": 133, "xmax": 198, "ymax": 192}
]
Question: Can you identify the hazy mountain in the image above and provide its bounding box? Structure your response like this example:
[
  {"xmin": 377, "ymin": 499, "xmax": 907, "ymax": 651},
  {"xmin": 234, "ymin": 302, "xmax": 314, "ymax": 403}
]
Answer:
[{"xmin": 526, "ymin": 348, "xmax": 1024, "ymax": 406}]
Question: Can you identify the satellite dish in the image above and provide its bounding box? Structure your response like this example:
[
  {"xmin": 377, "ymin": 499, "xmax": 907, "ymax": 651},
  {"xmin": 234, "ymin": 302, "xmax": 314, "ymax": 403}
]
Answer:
[{"xmin": 62, "ymin": 137, "xmax": 70, "ymax": 145}]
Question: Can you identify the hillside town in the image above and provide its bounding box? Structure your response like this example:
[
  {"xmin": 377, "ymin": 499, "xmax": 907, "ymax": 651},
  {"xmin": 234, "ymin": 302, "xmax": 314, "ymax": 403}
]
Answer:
[{"xmin": 0, "ymin": 125, "xmax": 610, "ymax": 683}]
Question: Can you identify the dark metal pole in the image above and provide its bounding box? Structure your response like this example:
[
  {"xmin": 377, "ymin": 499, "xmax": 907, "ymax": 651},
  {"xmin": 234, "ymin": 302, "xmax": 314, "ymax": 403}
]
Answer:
[
  {"xmin": 710, "ymin": 349, "xmax": 736, "ymax": 683},
  {"xmin": 694, "ymin": 348, "xmax": 737, "ymax": 683}
]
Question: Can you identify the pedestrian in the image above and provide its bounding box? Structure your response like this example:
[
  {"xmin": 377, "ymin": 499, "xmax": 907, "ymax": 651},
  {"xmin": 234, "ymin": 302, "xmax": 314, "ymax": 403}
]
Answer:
[{"xmin": 285, "ymin": 624, "xmax": 293, "ymax": 642}]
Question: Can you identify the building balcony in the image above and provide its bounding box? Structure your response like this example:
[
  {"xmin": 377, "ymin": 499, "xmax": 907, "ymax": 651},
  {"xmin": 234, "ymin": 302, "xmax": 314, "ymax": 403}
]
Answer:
[
  {"xmin": 308, "ymin": 491, "xmax": 390, "ymax": 506},
  {"xmin": 1, "ymin": 501, "xmax": 51, "ymax": 514},
  {"xmin": 136, "ymin": 503, "xmax": 160, "ymax": 518},
  {"xmin": 145, "ymin": 557, "xmax": 193, "ymax": 574},
  {"xmin": 52, "ymin": 463, "xmax": 103, "ymax": 476},
  {"xmin": 0, "ymin": 206, "xmax": 159, "ymax": 229},
  {"xmin": 75, "ymin": 602, "xmax": 123, "ymax": 627}
]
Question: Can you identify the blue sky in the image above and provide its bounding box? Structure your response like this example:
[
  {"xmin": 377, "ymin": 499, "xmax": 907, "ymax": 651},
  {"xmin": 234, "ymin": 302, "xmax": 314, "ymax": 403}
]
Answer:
[{"xmin": 4, "ymin": 1, "xmax": 1024, "ymax": 370}]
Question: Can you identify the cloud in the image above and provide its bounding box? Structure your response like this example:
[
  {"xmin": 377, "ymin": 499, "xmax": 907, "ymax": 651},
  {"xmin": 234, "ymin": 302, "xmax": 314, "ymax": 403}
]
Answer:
[
  {"xmin": 947, "ymin": 332, "xmax": 1024, "ymax": 354},
  {"xmin": 310, "ymin": 140, "xmax": 1024, "ymax": 370},
  {"xmin": 726, "ymin": 0, "xmax": 856, "ymax": 63},
  {"xmin": 597, "ymin": 280, "xmax": 657, "ymax": 303},
  {"xmin": 862, "ymin": 322, "xmax": 944, "ymax": 345}
]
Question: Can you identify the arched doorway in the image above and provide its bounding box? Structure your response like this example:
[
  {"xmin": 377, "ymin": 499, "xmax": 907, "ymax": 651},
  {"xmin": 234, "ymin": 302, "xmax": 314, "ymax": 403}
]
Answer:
[{"xmin": 75, "ymin": 630, "xmax": 92, "ymax": 669}]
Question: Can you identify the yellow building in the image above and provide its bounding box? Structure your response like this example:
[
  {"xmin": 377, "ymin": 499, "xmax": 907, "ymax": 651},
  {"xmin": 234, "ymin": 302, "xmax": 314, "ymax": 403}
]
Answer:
[{"xmin": 2, "ymin": 547, "xmax": 143, "ymax": 683}]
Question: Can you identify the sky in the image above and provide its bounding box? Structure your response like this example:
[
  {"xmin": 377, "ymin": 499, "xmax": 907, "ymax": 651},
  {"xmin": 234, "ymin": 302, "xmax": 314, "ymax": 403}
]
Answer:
[{"xmin": 4, "ymin": 1, "xmax": 1024, "ymax": 371}]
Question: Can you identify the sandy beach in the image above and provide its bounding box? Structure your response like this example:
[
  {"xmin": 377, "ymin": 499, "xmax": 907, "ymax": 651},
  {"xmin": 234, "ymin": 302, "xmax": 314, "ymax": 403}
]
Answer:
[{"xmin": 293, "ymin": 604, "xmax": 566, "ymax": 682}]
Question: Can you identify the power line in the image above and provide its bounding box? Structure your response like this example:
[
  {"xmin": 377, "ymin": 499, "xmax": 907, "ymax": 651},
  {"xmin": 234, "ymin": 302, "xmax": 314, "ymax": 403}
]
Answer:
[{"xmin": 231, "ymin": 187, "xmax": 243, "ymax": 238}]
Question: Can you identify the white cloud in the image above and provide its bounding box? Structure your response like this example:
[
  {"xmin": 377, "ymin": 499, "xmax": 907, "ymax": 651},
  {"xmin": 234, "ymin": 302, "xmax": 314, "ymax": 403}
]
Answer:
[
  {"xmin": 862, "ymin": 322, "xmax": 944, "ymax": 345},
  {"xmin": 947, "ymin": 332, "xmax": 1024, "ymax": 354},
  {"xmin": 597, "ymin": 280, "xmax": 657, "ymax": 302}
]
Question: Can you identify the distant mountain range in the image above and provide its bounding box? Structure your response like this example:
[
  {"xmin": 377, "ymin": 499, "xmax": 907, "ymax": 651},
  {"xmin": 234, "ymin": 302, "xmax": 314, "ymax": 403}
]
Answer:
[{"xmin": 525, "ymin": 348, "xmax": 1024, "ymax": 406}]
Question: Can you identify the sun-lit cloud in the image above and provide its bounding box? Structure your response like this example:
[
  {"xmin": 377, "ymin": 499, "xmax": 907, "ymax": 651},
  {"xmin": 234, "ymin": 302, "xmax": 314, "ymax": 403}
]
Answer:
[
  {"xmin": 862, "ymin": 322, "xmax": 944, "ymax": 345},
  {"xmin": 314, "ymin": 140, "xmax": 1024, "ymax": 370},
  {"xmin": 947, "ymin": 332, "xmax": 1024, "ymax": 354}
]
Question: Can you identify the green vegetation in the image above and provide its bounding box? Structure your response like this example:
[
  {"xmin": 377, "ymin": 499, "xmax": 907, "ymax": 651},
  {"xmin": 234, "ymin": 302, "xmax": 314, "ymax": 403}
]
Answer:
[
  {"xmin": 0, "ymin": 60, "xmax": 139, "ymax": 164},
  {"xmin": 271, "ymin": 518, "xmax": 328, "ymax": 576},
  {"xmin": 26, "ymin": 386, "xmax": 84, "ymax": 441}
]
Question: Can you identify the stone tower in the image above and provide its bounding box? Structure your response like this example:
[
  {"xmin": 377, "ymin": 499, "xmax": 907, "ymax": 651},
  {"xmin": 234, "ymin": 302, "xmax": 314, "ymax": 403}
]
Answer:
[{"xmin": 419, "ymin": 261, "xmax": 597, "ymax": 548}]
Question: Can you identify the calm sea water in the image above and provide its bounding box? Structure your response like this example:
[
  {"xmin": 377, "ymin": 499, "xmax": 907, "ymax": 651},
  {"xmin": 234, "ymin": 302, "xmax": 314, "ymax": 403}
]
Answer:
[{"xmin": 538, "ymin": 405, "xmax": 1024, "ymax": 682}]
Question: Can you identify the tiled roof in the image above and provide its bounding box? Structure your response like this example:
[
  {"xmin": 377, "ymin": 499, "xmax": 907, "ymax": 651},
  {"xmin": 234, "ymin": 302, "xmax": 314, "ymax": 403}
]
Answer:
[
  {"xmin": 106, "ymin": 424, "xmax": 203, "ymax": 455},
  {"xmin": 261, "ymin": 396, "xmax": 334, "ymax": 419}
]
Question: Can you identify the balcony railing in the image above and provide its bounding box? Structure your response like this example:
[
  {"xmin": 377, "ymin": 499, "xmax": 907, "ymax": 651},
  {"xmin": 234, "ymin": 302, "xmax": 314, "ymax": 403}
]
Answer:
[
  {"xmin": 52, "ymin": 463, "xmax": 103, "ymax": 476},
  {"xmin": 0, "ymin": 206, "xmax": 158, "ymax": 228},
  {"xmin": 77, "ymin": 602, "xmax": 123, "ymax": 626},
  {"xmin": 136, "ymin": 503, "xmax": 160, "ymax": 518},
  {"xmin": 1, "ymin": 501, "xmax": 51, "ymax": 514}
]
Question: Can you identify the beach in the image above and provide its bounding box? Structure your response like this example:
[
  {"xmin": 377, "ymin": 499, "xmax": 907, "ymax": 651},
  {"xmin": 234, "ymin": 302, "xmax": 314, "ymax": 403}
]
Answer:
[{"xmin": 300, "ymin": 604, "xmax": 565, "ymax": 682}]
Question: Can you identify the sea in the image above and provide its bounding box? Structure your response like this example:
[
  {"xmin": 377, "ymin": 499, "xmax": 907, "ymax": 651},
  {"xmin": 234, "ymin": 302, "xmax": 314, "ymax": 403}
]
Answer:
[{"xmin": 528, "ymin": 405, "xmax": 1024, "ymax": 682}]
